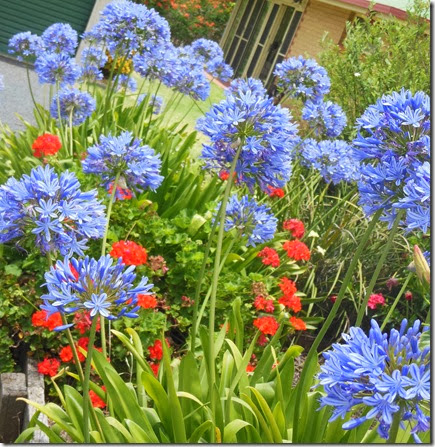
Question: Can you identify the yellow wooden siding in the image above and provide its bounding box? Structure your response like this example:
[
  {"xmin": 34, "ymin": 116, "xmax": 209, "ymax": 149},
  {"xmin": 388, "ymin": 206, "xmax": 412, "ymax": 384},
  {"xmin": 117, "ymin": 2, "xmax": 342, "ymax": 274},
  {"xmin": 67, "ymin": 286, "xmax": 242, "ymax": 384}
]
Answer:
[{"xmin": 286, "ymin": 0, "xmax": 351, "ymax": 59}]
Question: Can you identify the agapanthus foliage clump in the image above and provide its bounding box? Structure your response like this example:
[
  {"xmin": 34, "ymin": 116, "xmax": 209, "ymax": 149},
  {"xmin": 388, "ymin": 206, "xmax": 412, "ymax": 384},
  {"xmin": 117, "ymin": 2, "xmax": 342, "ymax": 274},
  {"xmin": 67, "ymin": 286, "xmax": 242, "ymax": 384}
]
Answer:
[
  {"xmin": 318, "ymin": 319, "xmax": 430, "ymax": 442},
  {"xmin": 353, "ymin": 89, "xmax": 430, "ymax": 232},
  {"xmin": 300, "ymin": 139, "xmax": 360, "ymax": 184},
  {"xmin": 82, "ymin": 131, "xmax": 163, "ymax": 196},
  {"xmin": 41, "ymin": 255, "xmax": 154, "ymax": 329},
  {"xmin": 197, "ymin": 78, "xmax": 299, "ymax": 192},
  {"xmin": 50, "ymin": 87, "xmax": 96, "ymax": 125},
  {"xmin": 274, "ymin": 56, "xmax": 331, "ymax": 102},
  {"xmin": 302, "ymin": 99, "xmax": 347, "ymax": 138},
  {"xmin": 222, "ymin": 194, "xmax": 277, "ymax": 247},
  {"xmin": 0, "ymin": 165, "xmax": 106, "ymax": 256}
]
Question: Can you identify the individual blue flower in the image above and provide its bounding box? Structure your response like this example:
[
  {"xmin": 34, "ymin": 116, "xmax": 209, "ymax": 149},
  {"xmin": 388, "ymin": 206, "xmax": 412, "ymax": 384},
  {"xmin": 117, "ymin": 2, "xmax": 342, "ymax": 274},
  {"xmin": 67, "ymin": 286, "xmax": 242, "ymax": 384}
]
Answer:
[
  {"xmin": 8, "ymin": 32, "xmax": 44, "ymax": 61},
  {"xmin": 318, "ymin": 319, "xmax": 430, "ymax": 442},
  {"xmin": 302, "ymin": 99, "xmax": 347, "ymax": 137},
  {"xmin": 117, "ymin": 74, "xmax": 137, "ymax": 92},
  {"xmin": 41, "ymin": 23, "xmax": 78, "ymax": 55},
  {"xmin": 273, "ymin": 56, "xmax": 330, "ymax": 102},
  {"xmin": 197, "ymin": 78, "xmax": 299, "ymax": 192},
  {"xmin": 300, "ymin": 139, "xmax": 360, "ymax": 184},
  {"xmin": 84, "ymin": 0, "xmax": 170, "ymax": 58},
  {"xmin": 80, "ymin": 45, "xmax": 107, "ymax": 68},
  {"xmin": 0, "ymin": 165, "xmax": 106, "ymax": 256},
  {"xmin": 133, "ymin": 42, "xmax": 174, "ymax": 81},
  {"xmin": 221, "ymin": 194, "xmax": 277, "ymax": 247},
  {"xmin": 34, "ymin": 52, "xmax": 80, "ymax": 86},
  {"xmin": 191, "ymin": 38, "xmax": 223, "ymax": 64},
  {"xmin": 206, "ymin": 57, "xmax": 233, "ymax": 82},
  {"xmin": 50, "ymin": 87, "xmax": 96, "ymax": 125},
  {"xmin": 82, "ymin": 131, "xmax": 163, "ymax": 197},
  {"xmin": 41, "ymin": 254, "xmax": 154, "ymax": 327}
]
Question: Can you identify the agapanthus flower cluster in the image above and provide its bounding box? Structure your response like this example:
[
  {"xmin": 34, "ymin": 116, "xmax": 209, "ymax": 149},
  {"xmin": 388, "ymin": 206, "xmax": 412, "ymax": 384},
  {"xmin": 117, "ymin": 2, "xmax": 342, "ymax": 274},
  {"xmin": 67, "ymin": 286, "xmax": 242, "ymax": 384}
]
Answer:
[
  {"xmin": 0, "ymin": 165, "xmax": 106, "ymax": 256},
  {"xmin": 302, "ymin": 100, "xmax": 347, "ymax": 137},
  {"xmin": 41, "ymin": 255, "xmax": 154, "ymax": 328},
  {"xmin": 84, "ymin": 0, "xmax": 171, "ymax": 58},
  {"xmin": 41, "ymin": 23, "xmax": 78, "ymax": 55},
  {"xmin": 34, "ymin": 52, "xmax": 80, "ymax": 86},
  {"xmin": 197, "ymin": 78, "xmax": 299, "ymax": 192},
  {"xmin": 190, "ymin": 38, "xmax": 223, "ymax": 64},
  {"xmin": 206, "ymin": 57, "xmax": 233, "ymax": 82},
  {"xmin": 222, "ymin": 194, "xmax": 277, "ymax": 247},
  {"xmin": 300, "ymin": 139, "xmax": 361, "ymax": 185},
  {"xmin": 273, "ymin": 56, "xmax": 330, "ymax": 102},
  {"xmin": 82, "ymin": 131, "xmax": 163, "ymax": 196},
  {"xmin": 318, "ymin": 319, "xmax": 430, "ymax": 442},
  {"xmin": 50, "ymin": 87, "xmax": 96, "ymax": 125},
  {"xmin": 353, "ymin": 89, "xmax": 430, "ymax": 232},
  {"xmin": 8, "ymin": 32, "xmax": 44, "ymax": 61}
]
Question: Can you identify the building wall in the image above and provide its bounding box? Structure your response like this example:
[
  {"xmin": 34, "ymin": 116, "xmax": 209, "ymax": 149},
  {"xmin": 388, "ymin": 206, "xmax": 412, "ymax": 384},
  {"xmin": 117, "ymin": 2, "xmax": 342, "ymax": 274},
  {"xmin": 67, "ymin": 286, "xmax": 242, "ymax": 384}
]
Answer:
[{"xmin": 286, "ymin": 0, "xmax": 351, "ymax": 59}]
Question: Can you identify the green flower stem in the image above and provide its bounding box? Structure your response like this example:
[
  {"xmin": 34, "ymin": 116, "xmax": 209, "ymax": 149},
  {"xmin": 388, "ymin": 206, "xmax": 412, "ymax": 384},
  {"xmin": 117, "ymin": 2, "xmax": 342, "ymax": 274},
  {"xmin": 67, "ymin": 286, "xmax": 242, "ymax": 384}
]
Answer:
[
  {"xmin": 55, "ymin": 81, "xmax": 65, "ymax": 145},
  {"xmin": 25, "ymin": 65, "xmax": 44, "ymax": 126},
  {"xmin": 143, "ymin": 81, "xmax": 162, "ymax": 142},
  {"xmin": 355, "ymin": 209, "xmax": 404, "ymax": 327},
  {"xmin": 292, "ymin": 208, "xmax": 382, "ymax": 441},
  {"xmin": 61, "ymin": 315, "xmax": 85, "ymax": 384},
  {"xmin": 208, "ymin": 142, "xmax": 243, "ymax": 437},
  {"xmin": 82, "ymin": 316, "xmax": 99, "ymax": 444},
  {"xmin": 190, "ymin": 214, "xmax": 220, "ymax": 352},
  {"xmin": 380, "ymin": 272, "xmax": 412, "ymax": 331},
  {"xmin": 99, "ymin": 171, "xmax": 121, "ymax": 360},
  {"xmin": 68, "ymin": 110, "xmax": 74, "ymax": 158},
  {"xmin": 388, "ymin": 402, "xmax": 405, "ymax": 443}
]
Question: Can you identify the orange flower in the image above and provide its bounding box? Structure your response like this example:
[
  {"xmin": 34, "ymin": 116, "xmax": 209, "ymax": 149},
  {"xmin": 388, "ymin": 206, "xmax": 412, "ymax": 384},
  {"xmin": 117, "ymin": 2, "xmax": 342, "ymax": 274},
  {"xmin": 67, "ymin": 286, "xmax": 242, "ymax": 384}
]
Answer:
[
  {"xmin": 283, "ymin": 240, "xmax": 310, "ymax": 261},
  {"xmin": 137, "ymin": 294, "xmax": 157, "ymax": 309},
  {"xmin": 32, "ymin": 134, "xmax": 62, "ymax": 158},
  {"xmin": 278, "ymin": 294, "xmax": 302, "ymax": 313},
  {"xmin": 110, "ymin": 240, "xmax": 147, "ymax": 265},
  {"xmin": 283, "ymin": 219, "xmax": 305, "ymax": 239},
  {"xmin": 253, "ymin": 316, "xmax": 279, "ymax": 336},
  {"xmin": 290, "ymin": 316, "xmax": 306, "ymax": 331}
]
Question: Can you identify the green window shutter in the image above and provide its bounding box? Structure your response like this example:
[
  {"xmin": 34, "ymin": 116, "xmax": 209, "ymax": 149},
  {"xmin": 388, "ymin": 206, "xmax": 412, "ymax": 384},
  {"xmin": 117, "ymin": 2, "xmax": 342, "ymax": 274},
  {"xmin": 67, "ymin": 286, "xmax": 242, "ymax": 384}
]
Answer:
[{"xmin": 0, "ymin": 0, "xmax": 96, "ymax": 55}]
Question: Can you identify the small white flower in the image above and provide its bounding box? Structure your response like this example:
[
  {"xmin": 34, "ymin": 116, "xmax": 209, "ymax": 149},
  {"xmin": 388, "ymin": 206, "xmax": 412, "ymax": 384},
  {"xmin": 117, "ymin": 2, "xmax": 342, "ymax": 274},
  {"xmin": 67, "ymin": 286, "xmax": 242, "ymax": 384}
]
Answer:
[{"xmin": 354, "ymin": 72, "xmax": 361, "ymax": 77}]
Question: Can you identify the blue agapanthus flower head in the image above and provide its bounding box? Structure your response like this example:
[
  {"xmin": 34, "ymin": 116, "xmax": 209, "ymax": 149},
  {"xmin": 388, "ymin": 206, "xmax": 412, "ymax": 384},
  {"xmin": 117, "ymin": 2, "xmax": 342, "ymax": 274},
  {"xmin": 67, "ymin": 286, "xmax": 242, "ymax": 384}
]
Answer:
[
  {"xmin": 318, "ymin": 319, "xmax": 430, "ymax": 443},
  {"xmin": 206, "ymin": 56, "xmax": 233, "ymax": 82},
  {"xmin": 78, "ymin": 65, "xmax": 104, "ymax": 83},
  {"xmin": 34, "ymin": 52, "xmax": 80, "ymax": 86},
  {"xmin": 353, "ymin": 89, "xmax": 430, "ymax": 163},
  {"xmin": 273, "ymin": 56, "xmax": 330, "ymax": 102},
  {"xmin": 41, "ymin": 23, "xmax": 78, "ymax": 55},
  {"xmin": 50, "ymin": 87, "xmax": 96, "ymax": 125},
  {"xmin": 0, "ymin": 165, "xmax": 106, "ymax": 256},
  {"xmin": 41, "ymin": 254, "xmax": 154, "ymax": 329},
  {"xmin": 133, "ymin": 42, "xmax": 174, "ymax": 81},
  {"xmin": 81, "ymin": 45, "xmax": 107, "ymax": 68},
  {"xmin": 353, "ymin": 90, "xmax": 430, "ymax": 233},
  {"xmin": 190, "ymin": 38, "xmax": 224, "ymax": 64},
  {"xmin": 84, "ymin": 0, "xmax": 170, "ymax": 58},
  {"xmin": 221, "ymin": 194, "xmax": 277, "ymax": 247},
  {"xmin": 302, "ymin": 99, "xmax": 347, "ymax": 138},
  {"xmin": 8, "ymin": 32, "xmax": 45, "ymax": 61},
  {"xmin": 82, "ymin": 131, "xmax": 164, "ymax": 197},
  {"xmin": 197, "ymin": 77, "xmax": 299, "ymax": 192},
  {"xmin": 300, "ymin": 139, "xmax": 360, "ymax": 184}
]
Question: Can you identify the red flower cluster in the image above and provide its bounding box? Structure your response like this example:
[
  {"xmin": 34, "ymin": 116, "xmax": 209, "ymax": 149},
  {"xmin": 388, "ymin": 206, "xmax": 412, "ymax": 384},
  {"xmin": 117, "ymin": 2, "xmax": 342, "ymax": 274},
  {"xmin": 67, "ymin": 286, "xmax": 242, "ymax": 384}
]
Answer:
[
  {"xmin": 278, "ymin": 277, "xmax": 301, "ymax": 313},
  {"xmin": 137, "ymin": 294, "xmax": 158, "ymax": 309},
  {"xmin": 257, "ymin": 247, "xmax": 280, "ymax": 268},
  {"xmin": 37, "ymin": 358, "xmax": 60, "ymax": 377},
  {"xmin": 267, "ymin": 187, "xmax": 285, "ymax": 198},
  {"xmin": 90, "ymin": 386, "xmax": 106, "ymax": 409},
  {"xmin": 73, "ymin": 311, "xmax": 100, "ymax": 334},
  {"xmin": 110, "ymin": 240, "xmax": 148, "ymax": 266},
  {"xmin": 253, "ymin": 316, "xmax": 279, "ymax": 336},
  {"xmin": 283, "ymin": 240, "xmax": 310, "ymax": 261},
  {"xmin": 253, "ymin": 296, "xmax": 275, "ymax": 313},
  {"xmin": 257, "ymin": 334, "xmax": 269, "ymax": 346},
  {"xmin": 32, "ymin": 310, "xmax": 62, "ymax": 331},
  {"xmin": 108, "ymin": 183, "xmax": 133, "ymax": 200},
  {"xmin": 148, "ymin": 339, "xmax": 170, "ymax": 361},
  {"xmin": 367, "ymin": 293, "xmax": 386, "ymax": 310},
  {"xmin": 290, "ymin": 316, "xmax": 306, "ymax": 331},
  {"xmin": 246, "ymin": 364, "xmax": 256, "ymax": 373},
  {"xmin": 219, "ymin": 170, "xmax": 229, "ymax": 180},
  {"xmin": 59, "ymin": 337, "xmax": 96, "ymax": 363},
  {"xmin": 32, "ymin": 134, "xmax": 62, "ymax": 158},
  {"xmin": 283, "ymin": 219, "xmax": 305, "ymax": 239},
  {"xmin": 150, "ymin": 362, "xmax": 160, "ymax": 377}
]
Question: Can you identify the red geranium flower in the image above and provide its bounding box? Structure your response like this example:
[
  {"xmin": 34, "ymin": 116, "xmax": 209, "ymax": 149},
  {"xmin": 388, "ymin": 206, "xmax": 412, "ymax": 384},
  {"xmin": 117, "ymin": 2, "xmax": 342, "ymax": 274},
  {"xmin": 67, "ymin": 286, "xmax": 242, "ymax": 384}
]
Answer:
[
  {"xmin": 253, "ymin": 316, "xmax": 279, "ymax": 336},
  {"xmin": 37, "ymin": 358, "xmax": 60, "ymax": 377},
  {"xmin": 279, "ymin": 277, "xmax": 297, "ymax": 296},
  {"xmin": 283, "ymin": 219, "xmax": 305, "ymax": 239},
  {"xmin": 59, "ymin": 345, "xmax": 74, "ymax": 363},
  {"xmin": 246, "ymin": 364, "xmax": 256, "ymax": 373},
  {"xmin": 253, "ymin": 296, "xmax": 275, "ymax": 313},
  {"xmin": 110, "ymin": 240, "xmax": 148, "ymax": 266},
  {"xmin": 73, "ymin": 311, "xmax": 100, "ymax": 335},
  {"xmin": 150, "ymin": 362, "xmax": 160, "ymax": 377},
  {"xmin": 31, "ymin": 310, "xmax": 62, "ymax": 331},
  {"xmin": 283, "ymin": 240, "xmax": 311, "ymax": 261},
  {"xmin": 367, "ymin": 293, "xmax": 385, "ymax": 310},
  {"xmin": 32, "ymin": 134, "xmax": 62, "ymax": 158},
  {"xmin": 148, "ymin": 339, "xmax": 170, "ymax": 361},
  {"xmin": 290, "ymin": 316, "xmax": 306, "ymax": 331},
  {"xmin": 219, "ymin": 170, "xmax": 229, "ymax": 180},
  {"xmin": 267, "ymin": 187, "xmax": 285, "ymax": 198},
  {"xmin": 108, "ymin": 183, "xmax": 133, "ymax": 200},
  {"xmin": 89, "ymin": 386, "xmax": 106, "ymax": 409},
  {"xmin": 278, "ymin": 294, "xmax": 302, "ymax": 313},
  {"xmin": 257, "ymin": 247, "xmax": 280, "ymax": 268},
  {"xmin": 137, "ymin": 294, "xmax": 158, "ymax": 309}
]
